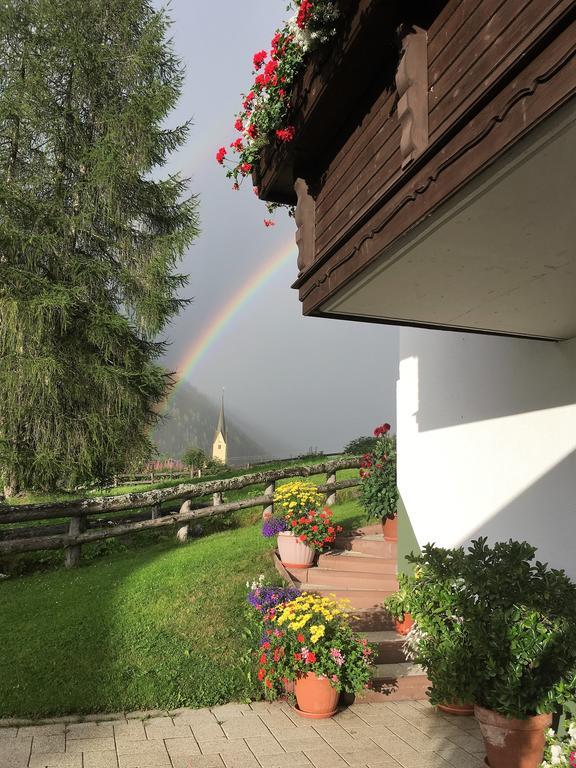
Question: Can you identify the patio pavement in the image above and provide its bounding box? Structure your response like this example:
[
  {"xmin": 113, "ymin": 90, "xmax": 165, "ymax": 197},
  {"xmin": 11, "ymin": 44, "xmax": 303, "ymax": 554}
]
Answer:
[{"xmin": 0, "ymin": 700, "xmax": 486, "ymax": 768}]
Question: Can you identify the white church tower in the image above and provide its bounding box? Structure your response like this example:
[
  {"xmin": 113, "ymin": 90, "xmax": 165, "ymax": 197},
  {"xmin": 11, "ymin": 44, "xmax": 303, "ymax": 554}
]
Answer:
[{"xmin": 212, "ymin": 393, "xmax": 227, "ymax": 465}]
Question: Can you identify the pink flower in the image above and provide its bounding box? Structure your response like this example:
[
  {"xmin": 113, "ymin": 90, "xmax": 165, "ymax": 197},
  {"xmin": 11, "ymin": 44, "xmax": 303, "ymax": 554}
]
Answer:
[
  {"xmin": 264, "ymin": 219, "xmax": 275, "ymax": 227},
  {"xmin": 330, "ymin": 648, "xmax": 345, "ymax": 666}
]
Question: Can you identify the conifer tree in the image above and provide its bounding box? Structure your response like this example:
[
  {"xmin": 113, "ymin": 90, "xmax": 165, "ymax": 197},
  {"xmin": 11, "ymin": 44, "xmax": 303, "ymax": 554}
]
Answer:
[{"xmin": 0, "ymin": 0, "xmax": 198, "ymax": 494}]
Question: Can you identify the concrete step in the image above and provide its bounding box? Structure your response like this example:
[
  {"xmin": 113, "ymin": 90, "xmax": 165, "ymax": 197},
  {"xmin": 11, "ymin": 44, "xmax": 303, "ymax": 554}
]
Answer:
[
  {"xmin": 297, "ymin": 567, "xmax": 399, "ymax": 590},
  {"xmin": 334, "ymin": 533, "xmax": 397, "ymax": 558},
  {"xmin": 317, "ymin": 550, "xmax": 397, "ymax": 574},
  {"xmin": 297, "ymin": 582, "xmax": 396, "ymax": 609},
  {"xmin": 362, "ymin": 630, "xmax": 407, "ymax": 664}
]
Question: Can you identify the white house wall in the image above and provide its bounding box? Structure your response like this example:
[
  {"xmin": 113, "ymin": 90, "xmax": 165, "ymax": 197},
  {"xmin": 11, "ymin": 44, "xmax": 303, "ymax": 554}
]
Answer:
[{"xmin": 397, "ymin": 328, "xmax": 576, "ymax": 579}]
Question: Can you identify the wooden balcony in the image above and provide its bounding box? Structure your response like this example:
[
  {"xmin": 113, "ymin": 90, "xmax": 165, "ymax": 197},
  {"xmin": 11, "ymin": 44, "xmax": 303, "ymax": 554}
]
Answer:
[{"xmin": 256, "ymin": 0, "xmax": 576, "ymax": 340}]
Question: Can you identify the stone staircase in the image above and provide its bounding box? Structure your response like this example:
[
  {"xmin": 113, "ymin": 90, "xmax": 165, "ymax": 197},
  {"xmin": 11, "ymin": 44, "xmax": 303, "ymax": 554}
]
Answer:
[{"xmin": 275, "ymin": 525, "xmax": 429, "ymax": 701}]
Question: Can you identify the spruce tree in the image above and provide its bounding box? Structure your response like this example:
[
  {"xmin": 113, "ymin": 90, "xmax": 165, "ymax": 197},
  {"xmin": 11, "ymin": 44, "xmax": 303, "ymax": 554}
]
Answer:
[{"xmin": 0, "ymin": 0, "xmax": 198, "ymax": 494}]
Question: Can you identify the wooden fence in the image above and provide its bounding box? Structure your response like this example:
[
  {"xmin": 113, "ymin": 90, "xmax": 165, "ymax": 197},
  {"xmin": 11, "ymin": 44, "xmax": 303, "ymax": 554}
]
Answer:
[{"xmin": 0, "ymin": 458, "xmax": 361, "ymax": 568}]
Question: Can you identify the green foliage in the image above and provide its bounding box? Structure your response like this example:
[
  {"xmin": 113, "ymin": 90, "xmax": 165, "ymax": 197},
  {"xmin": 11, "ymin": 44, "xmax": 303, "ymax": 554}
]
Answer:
[
  {"xmin": 392, "ymin": 540, "xmax": 576, "ymax": 718},
  {"xmin": 384, "ymin": 547, "xmax": 477, "ymax": 708},
  {"xmin": 182, "ymin": 447, "xmax": 207, "ymax": 470},
  {"xmin": 0, "ymin": 0, "xmax": 199, "ymax": 492},
  {"xmin": 343, "ymin": 436, "xmax": 378, "ymax": 455},
  {"xmin": 358, "ymin": 425, "xmax": 398, "ymax": 521}
]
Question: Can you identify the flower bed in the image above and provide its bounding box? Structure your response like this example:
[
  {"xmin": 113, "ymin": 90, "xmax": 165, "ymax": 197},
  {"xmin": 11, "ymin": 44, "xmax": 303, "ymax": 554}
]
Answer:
[{"xmin": 216, "ymin": 0, "xmax": 340, "ymax": 219}]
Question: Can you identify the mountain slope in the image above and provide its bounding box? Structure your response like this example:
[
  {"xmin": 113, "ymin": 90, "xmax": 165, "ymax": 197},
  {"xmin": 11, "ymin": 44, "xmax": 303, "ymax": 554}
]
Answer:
[{"xmin": 152, "ymin": 381, "xmax": 287, "ymax": 464}]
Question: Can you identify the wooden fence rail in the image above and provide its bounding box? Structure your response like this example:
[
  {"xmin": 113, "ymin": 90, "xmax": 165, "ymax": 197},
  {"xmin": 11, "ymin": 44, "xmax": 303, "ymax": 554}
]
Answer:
[{"xmin": 0, "ymin": 458, "xmax": 361, "ymax": 567}]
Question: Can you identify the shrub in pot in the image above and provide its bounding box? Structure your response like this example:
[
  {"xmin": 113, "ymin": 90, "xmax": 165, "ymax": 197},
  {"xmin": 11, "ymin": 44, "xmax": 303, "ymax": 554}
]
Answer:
[
  {"xmin": 383, "ymin": 546, "xmax": 477, "ymax": 711},
  {"xmin": 358, "ymin": 422, "xmax": 398, "ymax": 538},
  {"xmin": 449, "ymin": 538, "xmax": 576, "ymax": 768},
  {"xmin": 256, "ymin": 592, "xmax": 374, "ymax": 717}
]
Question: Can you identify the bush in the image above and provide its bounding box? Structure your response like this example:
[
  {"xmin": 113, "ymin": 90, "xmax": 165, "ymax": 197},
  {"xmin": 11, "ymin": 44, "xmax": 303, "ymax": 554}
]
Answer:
[
  {"xmin": 343, "ymin": 436, "xmax": 378, "ymax": 455},
  {"xmin": 358, "ymin": 423, "xmax": 398, "ymax": 521},
  {"xmin": 391, "ymin": 539, "xmax": 576, "ymax": 718}
]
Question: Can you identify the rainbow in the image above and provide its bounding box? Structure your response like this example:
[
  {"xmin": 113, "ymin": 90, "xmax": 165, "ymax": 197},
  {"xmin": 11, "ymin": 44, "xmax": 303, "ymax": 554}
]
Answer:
[{"xmin": 169, "ymin": 236, "xmax": 297, "ymax": 397}]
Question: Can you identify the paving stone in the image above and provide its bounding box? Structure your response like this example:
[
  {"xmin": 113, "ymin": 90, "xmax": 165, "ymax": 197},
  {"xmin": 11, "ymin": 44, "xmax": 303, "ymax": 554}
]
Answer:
[
  {"xmin": 0, "ymin": 728, "xmax": 18, "ymax": 738},
  {"xmin": 145, "ymin": 725, "xmax": 192, "ymax": 741},
  {"xmin": 257, "ymin": 712, "xmax": 298, "ymax": 736},
  {"xmin": 164, "ymin": 736, "xmax": 201, "ymax": 757},
  {"xmin": 171, "ymin": 708, "xmax": 216, "ymax": 724},
  {"xmin": 220, "ymin": 754, "xmax": 260, "ymax": 768},
  {"xmin": 435, "ymin": 744, "xmax": 484, "ymax": 767},
  {"xmin": 28, "ymin": 753, "xmax": 82, "ymax": 768},
  {"xmin": 0, "ymin": 739, "xmax": 32, "ymax": 762},
  {"xmin": 364, "ymin": 759, "xmax": 402, "ymax": 768},
  {"xmin": 116, "ymin": 738, "xmax": 169, "ymax": 757},
  {"xmin": 335, "ymin": 741, "xmax": 392, "ymax": 764},
  {"xmin": 113, "ymin": 721, "xmax": 146, "ymax": 741},
  {"xmin": 66, "ymin": 723, "xmax": 115, "ymax": 740},
  {"xmin": 19, "ymin": 724, "xmax": 66, "ymax": 737},
  {"xmin": 445, "ymin": 730, "xmax": 484, "ymax": 754},
  {"xmin": 191, "ymin": 723, "xmax": 226, "ymax": 742},
  {"xmin": 276, "ymin": 732, "xmax": 326, "ymax": 752},
  {"xmin": 199, "ymin": 739, "xmax": 251, "ymax": 756},
  {"xmin": 304, "ymin": 746, "xmax": 350, "ymax": 768},
  {"xmin": 220, "ymin": 716, "xmax": 269, "ymax": 739},
  {"xmin": 391, "ymin": 756, "xmax": 448, "ymax": 768},
  {"xmin": 31, "ymin": 735, "xmax": 66, "ymax": 754},
  {"xmin": 125, "ymin": 710, "xmax": 168, "ymax": 720},
  {"xmin": 210, "ymin": 704, "xmax": 251, "ymax": 721},
  {"xmin": 118, "ymin": 756, "xmax": 171, "ymax": 768},
  {"xmin": 83, "ymin": 752, "xmax": 119, "ymax": 768},
  {"xmin": 244, "ymin": 735, "xmax": 285, "ymax": 757},
  {"xmin": 258, "ymin": 753, "xmax": 313, "ymax": 768},
  {"xmin": 65, "ymin": 737, "xmax": 116, "ymax": 754},
  {"xmin": 179, "ymin": 757, "xmax": 224, "ymax": 768}
]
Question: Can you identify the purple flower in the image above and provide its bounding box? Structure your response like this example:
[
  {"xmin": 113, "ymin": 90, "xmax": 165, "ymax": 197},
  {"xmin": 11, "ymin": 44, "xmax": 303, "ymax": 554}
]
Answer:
[
  {"xmin": 261, "ymin": 517, "xmax": 287, "ymax": 537},
  {"xmin": 247, "ymin": 585, "xmax": 300, "ymax": 614}
]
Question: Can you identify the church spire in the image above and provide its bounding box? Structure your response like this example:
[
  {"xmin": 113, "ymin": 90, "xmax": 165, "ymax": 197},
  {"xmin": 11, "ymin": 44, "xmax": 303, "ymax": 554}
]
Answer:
[{"xmin": 215, "ymin": 391, "xmax": 227, "ymax": 441}]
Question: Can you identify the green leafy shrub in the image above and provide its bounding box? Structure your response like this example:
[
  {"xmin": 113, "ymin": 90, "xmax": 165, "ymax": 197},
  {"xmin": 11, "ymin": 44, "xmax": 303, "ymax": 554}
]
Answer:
[
  {"xmin": 358, "ymin": 423, "xmax": 398, "ymax": 521},
  {"xmin": 388, "ymin": 539, "xmax": 576, "ymax": 718}
]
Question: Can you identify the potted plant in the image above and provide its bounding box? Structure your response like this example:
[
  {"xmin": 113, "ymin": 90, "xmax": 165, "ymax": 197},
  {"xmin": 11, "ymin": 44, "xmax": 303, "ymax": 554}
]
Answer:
[
  {"xmin": 447, "ymin": 538, "xmax": 576, "ymax": 768},
  {"xmin": 257, "ymin": 592, "xmax": 374, "ymax": 717},
  {"xmin": 385, "ymin": 546, "xmax": 477, "ymax": 714},
  {"xmin": 382, "ymin": 583, "xmax": 414, "ymax": 636},
  {"xmin": 541, "ymin": 714, "xmax": 576, "ymax": 767},
  {"xmin": 266, "ymin": 481, "xmax": 342, "ymax": 568},
  {"xmin": 359, "ymin": 423, "xmax": 398, "ymax": 540}
]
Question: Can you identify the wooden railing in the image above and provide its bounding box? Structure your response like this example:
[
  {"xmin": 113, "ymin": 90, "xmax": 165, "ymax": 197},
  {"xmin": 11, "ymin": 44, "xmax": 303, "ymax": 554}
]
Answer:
[{"xmin": 0, "ymin": 458, "xmax": 361, "ymax": 568}]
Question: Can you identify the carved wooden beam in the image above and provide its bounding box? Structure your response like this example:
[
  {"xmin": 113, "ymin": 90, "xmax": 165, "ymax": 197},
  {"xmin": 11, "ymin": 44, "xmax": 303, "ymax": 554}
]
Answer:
[
  {"xmin": 294, "ymin": 177, "xmax": 316, "ymax": 273},
  {"xmin": 396, "ymin": 26, "xmax": 429, "ymax": 168}
]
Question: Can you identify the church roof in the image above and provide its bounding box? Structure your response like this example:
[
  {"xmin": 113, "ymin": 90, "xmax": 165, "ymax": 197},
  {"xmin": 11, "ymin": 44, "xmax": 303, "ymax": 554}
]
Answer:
[{"xmin": 214, "ymin": 394, "xmax": 227, "ymax": 442}]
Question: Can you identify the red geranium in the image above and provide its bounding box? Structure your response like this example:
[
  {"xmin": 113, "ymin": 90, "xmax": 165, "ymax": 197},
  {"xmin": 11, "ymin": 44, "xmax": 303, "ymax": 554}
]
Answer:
[
  {"xmin": 275, "ymin": 126, "xmax": 296, "ymax": 142},
  {"xmin": 296, "ymin": 0, "xmax": 313, "ymax": 29},
  {"xmin": 215, "ymin": 146, "xmax": 226, "ymax": 164},
  {"xmin": 253, "ymin": 50, "xmax": 267, "ymax": 70}
]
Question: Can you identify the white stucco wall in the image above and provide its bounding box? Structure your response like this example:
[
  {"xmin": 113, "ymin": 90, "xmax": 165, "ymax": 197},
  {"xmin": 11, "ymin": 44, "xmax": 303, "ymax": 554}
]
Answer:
[{"xmin": 397, "ymin": 328, "xmax": 576, "ymax": 579}]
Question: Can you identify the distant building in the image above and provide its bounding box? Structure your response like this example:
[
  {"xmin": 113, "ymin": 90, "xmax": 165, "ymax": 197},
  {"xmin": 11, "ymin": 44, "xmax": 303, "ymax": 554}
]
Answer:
[{"xmin": 212, "ymin": 394, "xmax": 227, "ymax": 465}]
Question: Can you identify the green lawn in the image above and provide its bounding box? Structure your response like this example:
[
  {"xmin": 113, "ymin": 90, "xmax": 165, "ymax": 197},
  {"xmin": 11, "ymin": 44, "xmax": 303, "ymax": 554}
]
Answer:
[{"xmin": 0, "ymin": 499, "xmax": 365, "ymax": 719}]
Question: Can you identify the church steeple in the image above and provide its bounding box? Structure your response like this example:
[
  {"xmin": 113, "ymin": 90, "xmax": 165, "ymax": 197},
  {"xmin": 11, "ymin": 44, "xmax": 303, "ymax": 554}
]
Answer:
[{"xmin": 212, "ymin": 391, "xmax": 228, "ymax": 465}]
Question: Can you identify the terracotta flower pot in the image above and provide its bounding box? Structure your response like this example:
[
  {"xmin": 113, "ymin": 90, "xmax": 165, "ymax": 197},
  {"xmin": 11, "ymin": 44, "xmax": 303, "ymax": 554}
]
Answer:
[
  {"xmin": 382, "ymin": 515, "xmax": 398, "ymax": 541},
  {"xmin": 395, "ymin": 612, "xmax": 414, "ymax": 635},
  {"xmin": 474, "ymin": 705, "xmax": 551, "ymax": 768},
  {"xmin": 277, "ymin": 531, "xmax": 315, "ymax": 569},
  {"xmin": 294, "ymin": 673, "xmax": 339, "ymax": 719},
  {"xmin": 437, "ymin": 702, "xmax": 474, "ymax": 716}
]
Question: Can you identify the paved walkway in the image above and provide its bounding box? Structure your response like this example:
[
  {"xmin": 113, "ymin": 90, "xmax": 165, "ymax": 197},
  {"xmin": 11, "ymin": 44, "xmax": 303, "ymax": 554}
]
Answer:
[{"xmin": 0, "ymin": 701, "xmax": 486, "ymax": 768}]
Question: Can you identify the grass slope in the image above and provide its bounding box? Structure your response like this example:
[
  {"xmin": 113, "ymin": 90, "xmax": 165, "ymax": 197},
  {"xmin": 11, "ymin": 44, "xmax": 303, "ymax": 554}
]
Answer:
[{"xmin": 0, "ymin": 500, "xmax": 364, "ymax": 719}]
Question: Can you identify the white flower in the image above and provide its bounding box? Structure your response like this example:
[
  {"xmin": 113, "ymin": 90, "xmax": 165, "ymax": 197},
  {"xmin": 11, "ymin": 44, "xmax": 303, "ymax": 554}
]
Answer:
[
  {"xmin": 550, "ymin": 744, "xmax": 563, "ymax": 765},
  {"xmin": 568, "ymin": 722, "xmax": 576, "ymax": 745}
]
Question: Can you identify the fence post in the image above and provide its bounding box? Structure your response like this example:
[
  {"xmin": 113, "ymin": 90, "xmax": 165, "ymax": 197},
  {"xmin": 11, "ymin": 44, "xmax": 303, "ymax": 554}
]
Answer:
[
  {"xmin": 326, "ymin": 471, "xmax": 337, "ymax": 507},
  {"xmin": 263, "ymin": 481, "xmax": 275, "ymax": 520},
  {"xmin": 64, "ymin": 515, "xmax": 86, "ymax": 569},
  {"xmin": 213, "ymin": 492, "xmax": 223, "ymax": 506},
  {"xmin": 151, "ymin": 505, "xmax": 161, "ymax": 520},
  {"xmin": 177, "ymin": 500, "xmax": 190, "ymax": 542}
]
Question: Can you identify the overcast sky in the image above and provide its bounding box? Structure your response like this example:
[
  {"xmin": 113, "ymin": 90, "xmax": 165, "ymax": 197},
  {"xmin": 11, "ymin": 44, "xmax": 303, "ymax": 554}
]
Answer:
[{"xmin": 156, "ymin": 0, "xmax": 399, "ymax": 453}]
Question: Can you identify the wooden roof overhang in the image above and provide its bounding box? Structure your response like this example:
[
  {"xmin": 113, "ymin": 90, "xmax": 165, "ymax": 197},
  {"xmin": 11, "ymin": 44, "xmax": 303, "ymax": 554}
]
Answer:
[{"xmin": 255, "ymin": 0, "xmax": 576, "ymax": 340}]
